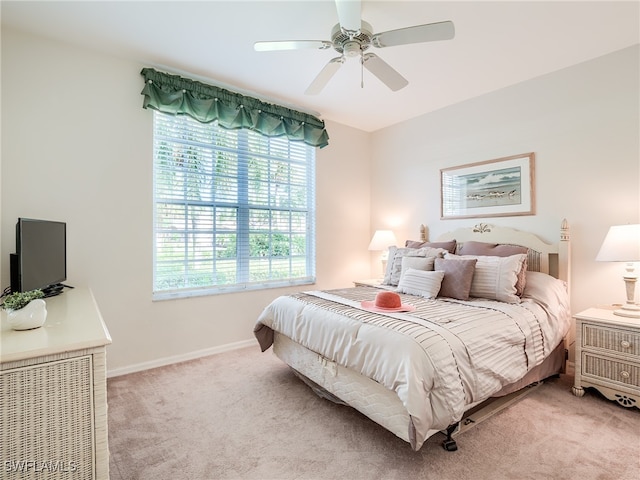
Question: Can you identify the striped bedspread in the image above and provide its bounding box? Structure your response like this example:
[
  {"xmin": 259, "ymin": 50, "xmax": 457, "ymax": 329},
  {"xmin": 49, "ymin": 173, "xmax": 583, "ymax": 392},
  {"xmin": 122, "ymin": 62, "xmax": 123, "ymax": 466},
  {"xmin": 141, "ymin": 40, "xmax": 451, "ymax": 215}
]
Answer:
[{"xmin": 254, "ymin": 284, "xmax": 570, "ymax": 450}]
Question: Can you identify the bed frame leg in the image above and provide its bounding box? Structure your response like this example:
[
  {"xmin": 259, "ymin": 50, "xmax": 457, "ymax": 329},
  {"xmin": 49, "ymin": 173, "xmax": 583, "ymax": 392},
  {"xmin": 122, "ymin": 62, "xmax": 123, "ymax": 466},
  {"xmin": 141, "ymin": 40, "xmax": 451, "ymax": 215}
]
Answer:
[{"xmin": 442, "ymin": 422, "xmax": 459, "ymax": 451}]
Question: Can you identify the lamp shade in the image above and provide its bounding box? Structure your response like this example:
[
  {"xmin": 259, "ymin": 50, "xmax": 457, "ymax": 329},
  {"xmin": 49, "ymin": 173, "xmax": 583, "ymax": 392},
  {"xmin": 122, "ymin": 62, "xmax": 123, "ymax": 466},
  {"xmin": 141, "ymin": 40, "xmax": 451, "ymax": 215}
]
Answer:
[
  {"xmin": 596, "ymin": 224, "xmax": 640, "ymax": 262},
  {"xmin": 368, "ymin": 230, "xmax": 397, "ymax": 251}
]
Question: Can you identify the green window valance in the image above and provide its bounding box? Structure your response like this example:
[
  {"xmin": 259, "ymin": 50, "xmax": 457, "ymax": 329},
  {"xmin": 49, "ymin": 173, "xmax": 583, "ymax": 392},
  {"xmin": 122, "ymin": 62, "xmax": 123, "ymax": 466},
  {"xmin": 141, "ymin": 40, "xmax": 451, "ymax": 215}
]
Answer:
[{"xmin": 140, "ymin": 68, "xmax": 329, "ymax": 148}]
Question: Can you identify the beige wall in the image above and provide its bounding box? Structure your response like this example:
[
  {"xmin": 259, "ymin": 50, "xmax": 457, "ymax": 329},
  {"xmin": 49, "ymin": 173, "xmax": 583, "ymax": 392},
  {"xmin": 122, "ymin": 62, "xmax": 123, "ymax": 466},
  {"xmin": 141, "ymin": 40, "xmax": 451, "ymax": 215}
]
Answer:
[
  {"xmin": 2, "ymin": 27, "xmax": 638, "ymax": 374},
  {"xmin": 370, "ymin": 45, "xmax": 640, "ymax": 319},
  {"xmin": 1, "ymin": 28, "xmax": 372, "ymax": 374}
]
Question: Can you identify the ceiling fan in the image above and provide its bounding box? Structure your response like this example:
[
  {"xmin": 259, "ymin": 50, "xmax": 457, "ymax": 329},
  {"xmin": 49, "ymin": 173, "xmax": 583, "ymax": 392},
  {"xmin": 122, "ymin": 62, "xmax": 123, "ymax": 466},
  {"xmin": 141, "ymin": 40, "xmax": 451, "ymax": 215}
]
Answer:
[{"xmin": 254, "ymin": 0, "xmax": 455, "ymax": 95}]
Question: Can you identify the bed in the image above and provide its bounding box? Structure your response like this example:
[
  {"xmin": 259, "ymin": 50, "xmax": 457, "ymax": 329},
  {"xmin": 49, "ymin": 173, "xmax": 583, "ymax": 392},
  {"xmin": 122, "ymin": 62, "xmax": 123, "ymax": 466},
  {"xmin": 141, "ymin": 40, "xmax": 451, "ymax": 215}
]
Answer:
[{"xmin": 254, "ymin": 220, "xmax": 572, "ymax": 451}]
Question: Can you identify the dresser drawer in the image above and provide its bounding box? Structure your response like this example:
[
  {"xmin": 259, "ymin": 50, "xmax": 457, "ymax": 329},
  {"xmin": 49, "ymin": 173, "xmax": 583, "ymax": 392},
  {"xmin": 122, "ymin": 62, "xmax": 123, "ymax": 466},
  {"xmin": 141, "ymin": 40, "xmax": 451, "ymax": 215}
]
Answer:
[
  {"xmin": 582, "ymin": 323, "xmax": 640, "ymax": 359},
  {"xmin": 582, "ymin": 352, "xmax": 640, "ymax": 388}
]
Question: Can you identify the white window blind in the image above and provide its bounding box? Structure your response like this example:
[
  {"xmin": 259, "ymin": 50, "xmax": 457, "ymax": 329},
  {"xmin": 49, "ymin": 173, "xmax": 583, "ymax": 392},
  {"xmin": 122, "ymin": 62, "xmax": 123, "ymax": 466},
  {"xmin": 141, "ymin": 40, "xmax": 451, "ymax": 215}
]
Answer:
[{"xmin": 153, "ymin": 111, "xmax": 316, "ymax": 299}]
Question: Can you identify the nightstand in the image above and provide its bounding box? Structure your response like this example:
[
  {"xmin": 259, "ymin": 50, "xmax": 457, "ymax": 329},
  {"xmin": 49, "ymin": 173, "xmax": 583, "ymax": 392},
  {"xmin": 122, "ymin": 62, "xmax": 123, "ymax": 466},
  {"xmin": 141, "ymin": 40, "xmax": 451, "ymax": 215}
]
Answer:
[
  {"xmin": 353, "ymin": 279, "xmax": 383, "ymax": 287},
  {"xmin": 572, "ymin": 307, "xmax": 640, "ymax": 409}
]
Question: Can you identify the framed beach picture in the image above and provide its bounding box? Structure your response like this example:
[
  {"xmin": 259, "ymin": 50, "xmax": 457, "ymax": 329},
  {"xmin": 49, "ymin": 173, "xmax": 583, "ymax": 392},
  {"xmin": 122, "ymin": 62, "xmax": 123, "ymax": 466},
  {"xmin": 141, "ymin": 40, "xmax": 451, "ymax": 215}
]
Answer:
[{"xmin": 441, "ymin": 153, "xmax": 535, "ymax": 219}]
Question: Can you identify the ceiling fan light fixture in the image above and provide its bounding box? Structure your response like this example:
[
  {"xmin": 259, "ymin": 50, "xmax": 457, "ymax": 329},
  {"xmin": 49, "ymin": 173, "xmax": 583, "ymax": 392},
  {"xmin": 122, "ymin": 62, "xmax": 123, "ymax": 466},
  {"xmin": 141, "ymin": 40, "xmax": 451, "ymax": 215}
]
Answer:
[{"xmin": 343, "ymin": 41, "xmax": 361, "ymax": 57}]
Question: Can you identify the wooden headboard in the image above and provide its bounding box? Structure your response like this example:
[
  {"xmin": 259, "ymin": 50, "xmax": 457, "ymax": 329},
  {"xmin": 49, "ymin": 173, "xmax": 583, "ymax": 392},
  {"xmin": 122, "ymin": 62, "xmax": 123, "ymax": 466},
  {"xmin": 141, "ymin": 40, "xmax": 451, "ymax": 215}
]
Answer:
[{"xmin": 424, "ymin": 219, "xmax": 571, "ymax": 285}]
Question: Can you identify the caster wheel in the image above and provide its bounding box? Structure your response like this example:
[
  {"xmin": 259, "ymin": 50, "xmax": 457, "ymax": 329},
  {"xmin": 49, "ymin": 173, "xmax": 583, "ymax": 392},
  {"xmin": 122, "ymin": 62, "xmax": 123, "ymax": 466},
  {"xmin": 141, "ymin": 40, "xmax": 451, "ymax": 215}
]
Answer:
[{"xmin": 442, "ymin": 439, "xmax": 458, "ymax": 451}]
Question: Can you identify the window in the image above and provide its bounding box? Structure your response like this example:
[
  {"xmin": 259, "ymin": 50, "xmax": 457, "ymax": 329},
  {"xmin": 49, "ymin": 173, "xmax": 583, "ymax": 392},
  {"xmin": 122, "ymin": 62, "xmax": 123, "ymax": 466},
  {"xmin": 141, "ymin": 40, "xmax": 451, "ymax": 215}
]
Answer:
[{"xmin": 153, "ymin": 111, "xmax": 316, "ymax": 299}]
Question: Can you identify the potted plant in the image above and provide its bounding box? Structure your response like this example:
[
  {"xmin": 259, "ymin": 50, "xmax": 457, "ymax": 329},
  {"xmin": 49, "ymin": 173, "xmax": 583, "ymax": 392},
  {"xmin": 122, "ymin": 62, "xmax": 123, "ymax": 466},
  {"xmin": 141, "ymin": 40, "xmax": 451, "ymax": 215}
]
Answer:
[{"xmin": 1, "ymin": 289, "xmax": 47, "ymax": 330}]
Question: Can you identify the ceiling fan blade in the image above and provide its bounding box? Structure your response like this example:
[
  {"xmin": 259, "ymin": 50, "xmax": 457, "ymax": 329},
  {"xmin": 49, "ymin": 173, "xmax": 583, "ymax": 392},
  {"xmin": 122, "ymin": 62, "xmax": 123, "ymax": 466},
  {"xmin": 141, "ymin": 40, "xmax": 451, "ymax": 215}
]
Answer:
[
  {"xmin": 362, "ymin": 53, "xmax": 408, "ymax": 91},
  {"xmin": 305, "ymin": 57, "xmax": 345, "ymax": 95},
  {"xmin": 335, "ymin": 0, "xmax": 361, "ymax": 33},
  {"xmin": 372, "ymin": 21, "xmax": 455, "ymax": 48},
  {"xmin": 254, "ymin": 40, "xmax": 333, "ymax": 52}
]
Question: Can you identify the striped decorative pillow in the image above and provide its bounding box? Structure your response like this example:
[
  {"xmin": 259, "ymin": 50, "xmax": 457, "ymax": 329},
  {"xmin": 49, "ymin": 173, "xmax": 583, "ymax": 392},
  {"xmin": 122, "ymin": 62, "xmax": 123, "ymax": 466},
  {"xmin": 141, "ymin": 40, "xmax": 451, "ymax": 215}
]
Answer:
[
  {"xmin": 445, "ymin": 253, "xmax": 527, "ymax": 304},
  {"xmin": 397, "ymin": 269, "xmax": 445, "ymax": 299},
  {"xmin": 457, "ymin": 241, "xmax": 528, "ymax": 295}
]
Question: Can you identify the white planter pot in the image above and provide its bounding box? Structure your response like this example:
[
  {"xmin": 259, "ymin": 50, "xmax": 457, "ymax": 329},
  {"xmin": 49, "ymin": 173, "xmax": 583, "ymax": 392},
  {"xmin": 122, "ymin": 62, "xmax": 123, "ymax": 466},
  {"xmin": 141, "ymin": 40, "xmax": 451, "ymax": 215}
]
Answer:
[{"xmin": 7, "ymin": 299, "xmax": 48, "ymax": 330}]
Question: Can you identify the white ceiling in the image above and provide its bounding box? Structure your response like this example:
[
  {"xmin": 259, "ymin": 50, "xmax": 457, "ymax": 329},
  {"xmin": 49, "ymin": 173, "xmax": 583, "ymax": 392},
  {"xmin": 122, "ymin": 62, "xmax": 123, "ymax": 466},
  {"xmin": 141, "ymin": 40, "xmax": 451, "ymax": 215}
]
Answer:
[{"xmin": 2, "ymin": 1, "xmax": 639, "ymax": 132}]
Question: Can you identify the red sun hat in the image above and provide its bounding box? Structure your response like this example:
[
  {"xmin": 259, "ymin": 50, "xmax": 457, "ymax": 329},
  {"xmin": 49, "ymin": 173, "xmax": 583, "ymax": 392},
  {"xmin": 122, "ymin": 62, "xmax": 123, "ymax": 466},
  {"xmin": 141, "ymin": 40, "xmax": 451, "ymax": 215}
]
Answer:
[{"xmin": 361, "ymin": 291, "xmax": 416, "ymax": 313}]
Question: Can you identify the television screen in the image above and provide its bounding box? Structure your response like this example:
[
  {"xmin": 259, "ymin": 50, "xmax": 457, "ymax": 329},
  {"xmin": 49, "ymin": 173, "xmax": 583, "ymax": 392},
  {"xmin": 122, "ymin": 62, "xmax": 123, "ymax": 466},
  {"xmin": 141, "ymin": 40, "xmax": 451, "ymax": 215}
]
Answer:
[{"xmin": 15, "ymin": 218, "xmax": 67, "ymax": 293}]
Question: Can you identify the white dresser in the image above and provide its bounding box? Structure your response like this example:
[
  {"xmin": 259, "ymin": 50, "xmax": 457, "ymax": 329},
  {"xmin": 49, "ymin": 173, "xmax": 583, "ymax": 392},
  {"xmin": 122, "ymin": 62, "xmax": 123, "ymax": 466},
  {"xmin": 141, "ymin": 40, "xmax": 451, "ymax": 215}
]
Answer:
[
  {"xmin": 0, "ymin": 288, "xmax": 112, "ymax": 479},
  {"xmin": 572, "ymin": 307, "xmax": 640, "ymax": 409}
]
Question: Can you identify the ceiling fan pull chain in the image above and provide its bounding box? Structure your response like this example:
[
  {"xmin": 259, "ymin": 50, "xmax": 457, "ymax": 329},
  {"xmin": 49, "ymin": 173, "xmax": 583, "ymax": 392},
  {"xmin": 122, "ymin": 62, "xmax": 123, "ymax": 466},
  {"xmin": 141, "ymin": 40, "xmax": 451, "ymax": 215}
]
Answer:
[{"xmin": 360, "ymin": 54, "xmax": 364, "ymax": 88}]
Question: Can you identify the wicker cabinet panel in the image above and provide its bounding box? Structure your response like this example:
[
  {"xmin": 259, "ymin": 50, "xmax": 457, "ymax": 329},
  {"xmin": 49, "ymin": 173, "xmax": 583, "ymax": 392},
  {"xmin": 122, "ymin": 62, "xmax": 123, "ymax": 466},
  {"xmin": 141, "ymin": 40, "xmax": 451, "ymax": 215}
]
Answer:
[
  {"xmin": 582, "ymin": 352, "xmax": 640, "ymax": 388},
  {"xmin": 0, "ymin": 356, "xmax": 94, "ymax": 479},
  {"xmin": 0, "ymin": 289, "xmax": 111, "ymax": 479},
  {"xmin": 583, "ymin": 324, "xmax": 639, "ymax": 358}
]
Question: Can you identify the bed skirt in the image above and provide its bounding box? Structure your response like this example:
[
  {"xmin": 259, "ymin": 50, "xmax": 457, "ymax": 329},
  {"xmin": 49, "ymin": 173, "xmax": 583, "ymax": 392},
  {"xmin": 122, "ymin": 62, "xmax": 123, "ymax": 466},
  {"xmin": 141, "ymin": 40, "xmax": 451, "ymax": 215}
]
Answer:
[{"xmin": 273, "ymin": 332, "xmax": 566, "ymax": 449}]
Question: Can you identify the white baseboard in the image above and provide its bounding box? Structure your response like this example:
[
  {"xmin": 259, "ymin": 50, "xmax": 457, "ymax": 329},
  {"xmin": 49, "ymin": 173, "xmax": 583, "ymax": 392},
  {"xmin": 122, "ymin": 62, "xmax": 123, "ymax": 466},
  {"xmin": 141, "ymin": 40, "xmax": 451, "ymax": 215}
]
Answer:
[{"xmin": 107, "ymin": 338, "xmax": 259, "ymax": 378}]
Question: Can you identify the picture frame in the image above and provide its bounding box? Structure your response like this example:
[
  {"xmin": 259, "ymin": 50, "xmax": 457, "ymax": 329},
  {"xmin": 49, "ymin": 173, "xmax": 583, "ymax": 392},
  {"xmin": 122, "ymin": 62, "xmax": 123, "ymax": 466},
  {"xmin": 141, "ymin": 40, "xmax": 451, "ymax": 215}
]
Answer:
[{"xmin": 441, "ymin": 153, "xmax": 535, "ymax": 219}]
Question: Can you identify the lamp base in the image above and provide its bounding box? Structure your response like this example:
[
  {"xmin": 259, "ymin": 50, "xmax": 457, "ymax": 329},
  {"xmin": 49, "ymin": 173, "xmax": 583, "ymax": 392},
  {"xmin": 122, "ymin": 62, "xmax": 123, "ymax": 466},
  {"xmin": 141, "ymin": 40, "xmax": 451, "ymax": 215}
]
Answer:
[
  {"xmin": 614, "ymin": 303, "xmax": 640, "ymax": 318},
  {"xmin": 615, "ymin": 274, "xmax": 640, "ymax": 318}
]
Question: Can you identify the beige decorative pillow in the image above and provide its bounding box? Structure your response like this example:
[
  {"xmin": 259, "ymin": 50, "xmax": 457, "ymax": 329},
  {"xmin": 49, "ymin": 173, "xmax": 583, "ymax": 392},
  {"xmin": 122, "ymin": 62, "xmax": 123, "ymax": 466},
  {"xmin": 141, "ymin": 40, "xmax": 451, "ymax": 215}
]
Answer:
[
  {"xmin": 457, "ymin": 241, "xmax": 528, "ymax": 295},
  {"xmin": 445, "ymin": 253, "xmax": 527, "ymax": 304},
  {"xmin": 397, "ymin": 269, "xmax": 445, "ymax": 299},
  {"xmin": 400, "ymin": 255, "xmax": 435, "ymax": 279},
  {"xmin": 434, "ymin": 257, "xmax": 477, "ymax": 300},
  {"xmin": 383, "ymin": 246, "xmax": 446, "ymax": 286},
  {"xmin": 383, "ymin": 246, "xmax": 409, "ymax": 285}
]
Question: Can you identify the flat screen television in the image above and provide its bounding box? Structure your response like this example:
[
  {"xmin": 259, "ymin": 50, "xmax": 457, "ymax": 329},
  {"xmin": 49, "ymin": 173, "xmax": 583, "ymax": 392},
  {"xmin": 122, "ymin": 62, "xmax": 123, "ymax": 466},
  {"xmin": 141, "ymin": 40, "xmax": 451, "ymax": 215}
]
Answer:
[{"xmin": 11, "ymin": 218, "xmax": 67, "ymax": 296}]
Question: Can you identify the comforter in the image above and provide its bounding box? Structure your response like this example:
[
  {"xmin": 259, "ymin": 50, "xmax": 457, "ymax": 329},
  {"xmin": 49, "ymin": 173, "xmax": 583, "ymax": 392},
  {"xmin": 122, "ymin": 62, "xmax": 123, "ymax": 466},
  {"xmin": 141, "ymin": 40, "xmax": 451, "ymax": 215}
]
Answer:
[{"xmin": 254, "ymin": 273, "xmax": 571, "ymax": 450}]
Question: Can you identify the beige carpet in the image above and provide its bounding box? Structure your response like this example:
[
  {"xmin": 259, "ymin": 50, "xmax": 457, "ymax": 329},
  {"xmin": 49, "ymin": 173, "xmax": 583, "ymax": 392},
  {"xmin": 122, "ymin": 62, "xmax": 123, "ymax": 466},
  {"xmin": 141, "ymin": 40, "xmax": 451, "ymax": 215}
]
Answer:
[{"xmin": 107, "ymin": 346, "xmax": 640, "ymax": 480}]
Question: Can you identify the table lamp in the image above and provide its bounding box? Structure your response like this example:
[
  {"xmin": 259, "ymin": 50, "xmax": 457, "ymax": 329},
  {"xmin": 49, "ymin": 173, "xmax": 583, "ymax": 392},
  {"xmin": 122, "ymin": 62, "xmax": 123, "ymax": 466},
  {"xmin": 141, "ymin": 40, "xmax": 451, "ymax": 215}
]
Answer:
[
  {"xmin": 368, "ymin": 230, "xmax": 397, "ymax": 277},
  {"xmin": 596, "ymin": 224, "xmax": 640, "ymax": 318}
]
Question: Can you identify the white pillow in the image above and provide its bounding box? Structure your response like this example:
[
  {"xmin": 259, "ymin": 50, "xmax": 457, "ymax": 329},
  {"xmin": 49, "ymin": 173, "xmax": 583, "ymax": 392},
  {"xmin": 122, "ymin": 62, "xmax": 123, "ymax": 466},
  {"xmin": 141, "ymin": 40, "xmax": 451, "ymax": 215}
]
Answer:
[
  {"xmin": 522, "ymin": 271, "xmax": 570, "ymax": 314},
  {"xmin": 397, "ymin": 269, "xmax": 445, "ymax": 299},
  {"xmin": 400, "ymin": 255, "xmax": 435, "ymax": 277},
  {"xmin": 383, "ymin": 246, "xmax": 446, "ymax": 286},
  {"xmin": 445, "ymin": 253, "xmax": 527, "ymax": 304}
]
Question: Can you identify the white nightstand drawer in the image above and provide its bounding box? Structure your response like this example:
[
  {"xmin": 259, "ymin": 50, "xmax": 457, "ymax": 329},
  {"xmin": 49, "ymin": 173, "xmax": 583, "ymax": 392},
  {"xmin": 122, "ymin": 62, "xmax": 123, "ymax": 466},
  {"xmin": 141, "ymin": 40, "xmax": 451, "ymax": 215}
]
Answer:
[
  {"xmin": 582, "ymin": 352, "xmax": 640, "ymax": 388},
  {"xmin": 582, "ymin": 323, "xmax": 639, "ymax": 359}
]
